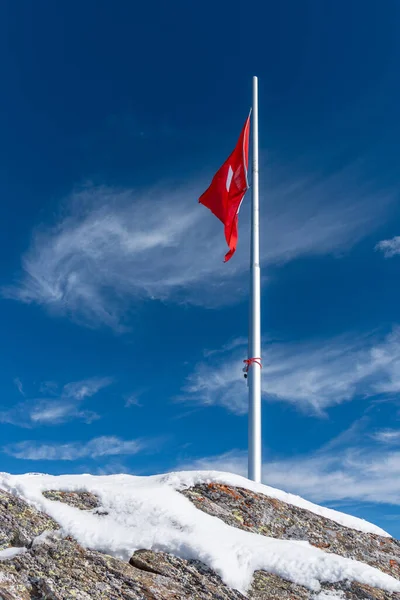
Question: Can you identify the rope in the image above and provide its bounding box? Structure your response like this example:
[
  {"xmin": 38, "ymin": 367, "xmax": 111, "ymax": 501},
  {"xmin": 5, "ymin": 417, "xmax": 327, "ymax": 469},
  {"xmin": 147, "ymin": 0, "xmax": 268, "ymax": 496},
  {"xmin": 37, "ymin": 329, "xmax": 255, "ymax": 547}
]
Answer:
[{"xmin": 243, "ymin": 357, "xmax": 262, "ymax": 373}]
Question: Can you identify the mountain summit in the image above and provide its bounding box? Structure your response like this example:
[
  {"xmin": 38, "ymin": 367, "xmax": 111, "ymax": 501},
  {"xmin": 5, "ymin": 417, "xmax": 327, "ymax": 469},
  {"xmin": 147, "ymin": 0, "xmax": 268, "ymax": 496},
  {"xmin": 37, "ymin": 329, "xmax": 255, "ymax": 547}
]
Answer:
[{"xmin": 0, "ymin": 471, "xmax": 399, "ymax": 599}]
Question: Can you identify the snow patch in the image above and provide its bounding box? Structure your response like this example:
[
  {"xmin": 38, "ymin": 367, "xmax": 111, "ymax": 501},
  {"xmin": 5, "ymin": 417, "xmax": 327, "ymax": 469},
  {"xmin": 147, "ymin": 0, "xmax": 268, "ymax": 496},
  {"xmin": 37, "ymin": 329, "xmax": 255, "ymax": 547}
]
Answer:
[
  {"xmin": 31, "ymin": 529, "xmax": 61, "ymax": 547},
  {"xmin": 0, "ymin": 546, "xmax": 27, "ymax": 561},
  {"xmin": 314, "ymin": 592, "xmax": 346, "ymax": 600},
  {"xmin": 161, "ymin": 470, "xmax": 390, "ymax": 537},
  {"xmin": 0, "ymin": 470, "xmax": 397, "ymax": 595}
]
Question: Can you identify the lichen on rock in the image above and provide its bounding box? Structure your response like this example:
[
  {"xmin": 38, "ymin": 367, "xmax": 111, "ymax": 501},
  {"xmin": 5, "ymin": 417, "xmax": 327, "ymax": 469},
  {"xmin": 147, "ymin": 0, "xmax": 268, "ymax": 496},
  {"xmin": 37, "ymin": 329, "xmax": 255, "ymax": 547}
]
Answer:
[
  {"xmin": 42, "ymin": 490, "xmax": 100, "ymax": 511},
  {"xmin": 0, "ymin": 489, "xmax": 58, "ymax": 551},
  {"xmin": 0, "ymin": 482, "xmax": 399, "ymax": 599},
  {"xmin": 182, "ymin": 483, "xmax": 400, "ymax": 580}
]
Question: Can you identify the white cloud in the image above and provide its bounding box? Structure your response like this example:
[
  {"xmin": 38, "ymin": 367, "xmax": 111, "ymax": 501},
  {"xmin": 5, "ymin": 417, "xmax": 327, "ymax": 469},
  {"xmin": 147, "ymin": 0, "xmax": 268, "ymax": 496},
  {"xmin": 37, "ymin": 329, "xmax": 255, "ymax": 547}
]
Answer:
[
  {"xmin": 182, "ymin": 328, "xmax": 400, "ymax": 414},
  {"xmin": 28, "ymin": 401, "xmax": 99, "ymax": 425},
  {"xmin": 375, "ymin": 236, "xmax": 400, "ymax": 258},
  {"xmin": 124, "ymin": 393, "xmax": 142, "ymax": 408},
  {"xmin": 0, "ymin": 377, "xmax": 112, "ymax": 427},
  {"xmin": 13, "ymin": 377, "xmax": 25, "ymax": 397},
  {"xmin": 61, "ymin": 377, "xmax": 113, "ymax": 400},
  {"xmin": 180, "ymin": 445, "xmax": 400, "ymax": 506},
  {"xmin": 3, "ymin": 436, "xmax": 143, "ymax": 460},
  {"xmin": 2, "ymin": 165, "xmax": 393, "ymax": 329},
  {"xmin": 203, "ymin": 337, "xmax": 248, "ymax": 358},
  {"xmin": 372, "ymin": 429, "xmax": 400, "ymax": 444},
  {"xmin": 92, "ymin": 460, "xmax": 132, "ymax": 475}
]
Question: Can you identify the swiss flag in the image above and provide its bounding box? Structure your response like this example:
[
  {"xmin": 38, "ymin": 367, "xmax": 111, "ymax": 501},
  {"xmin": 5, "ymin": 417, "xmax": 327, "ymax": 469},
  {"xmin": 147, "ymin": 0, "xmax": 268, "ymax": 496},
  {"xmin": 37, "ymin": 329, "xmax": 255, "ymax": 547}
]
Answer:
[{"xmin": 199, "ymin": 115, "xmax": 250, "ymax": 262}]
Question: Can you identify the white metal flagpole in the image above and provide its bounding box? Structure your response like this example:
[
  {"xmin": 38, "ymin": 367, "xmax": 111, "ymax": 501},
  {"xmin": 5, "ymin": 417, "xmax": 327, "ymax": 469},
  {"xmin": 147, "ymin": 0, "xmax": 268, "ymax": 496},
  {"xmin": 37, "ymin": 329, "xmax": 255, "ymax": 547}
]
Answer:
[{"xmin": 248, "ymin": 75, "xmax": 262, "ymax": 483}]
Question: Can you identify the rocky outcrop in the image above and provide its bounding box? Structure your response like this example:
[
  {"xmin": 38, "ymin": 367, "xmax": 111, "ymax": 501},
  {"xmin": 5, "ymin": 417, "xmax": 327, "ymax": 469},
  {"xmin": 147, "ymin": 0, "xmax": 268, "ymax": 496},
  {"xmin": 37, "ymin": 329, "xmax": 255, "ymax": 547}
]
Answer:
[
  {"xmin": 42, "ymin": 490, "xmax": 101, "ymax": 511},
  {"xmin": 0, "ymin": 484, "xmax": 399, "ymax": 599},
  {"xmin": 0, "ymin": 488, "xmax": 58, "ymax": 551},
  {"xmin": 182, "ymin": 483, "xmax": 400, "ymax": 579},
  {"xmin": 0, "ymin": 530, "xmax": 245, "ymax": 600}
]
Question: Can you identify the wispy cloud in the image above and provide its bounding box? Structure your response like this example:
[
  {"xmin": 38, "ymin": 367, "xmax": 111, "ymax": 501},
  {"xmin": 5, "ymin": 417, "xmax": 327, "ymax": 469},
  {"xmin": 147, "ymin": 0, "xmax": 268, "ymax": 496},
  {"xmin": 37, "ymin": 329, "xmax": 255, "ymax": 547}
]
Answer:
[
  {"xmin": 3, "ymin": 435, "xmax": 144, "ymax": 460},
  {"xmin": 372, "ymin": 429, "xmax": 400, "ymax": 444},
  {"xmin": 124, "ymin": 393, "xmax": 142, "ymax": 408},
  {"xmin": 92, "ymin": 460, "xmax": 133, "ymax": 475},
  {"xmin": 61, "ymin": 378, "xmax": 113, "ymax": 401},
  {"xmin": 179, "ymin": 441, "xmax": 400, "ymax": 506},
  {"xmin": 375, "ymin": 236, "xmax": 400, "ymax": 258},
  {"xmin": 13, "ymin": 377, "xmax": 25, "ymax": 397},
  {"xmin": 203, "ymin": 337, "xmax": 248, "ymax": 358},
  {"xmin": 182, "ymin": 328, "xmax": 400, "ymax": 415},
  {"xmin": 28, "ymin": 401, "xmax": 99, "ymax": 426},
  {"xmin": 2, "ymin": 165, "xmax": 393, "ymax": 329},
  {"xmin": 0, "ymin": 377, "xmax": 113, "ymax": 427}
]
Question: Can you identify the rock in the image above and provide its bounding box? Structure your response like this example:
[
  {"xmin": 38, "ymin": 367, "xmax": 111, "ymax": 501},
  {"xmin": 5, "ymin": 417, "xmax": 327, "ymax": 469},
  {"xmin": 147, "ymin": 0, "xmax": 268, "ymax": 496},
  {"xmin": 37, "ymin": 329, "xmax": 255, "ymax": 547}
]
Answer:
[
  {"xmin": 0, "ymin": 525, "xmax": 245, "ymax": 599},
  {"xmin": 42, "ymin": 490, "xmax": 100, "ymax": 511},
  {"xmin": 182, "ymin": 483, "xmax": 400, "ymax": 579},
  {"xmin": 0, "ymin": 484, "xmax": 399, "ymax": 599},
  {"xmin": 0, "ymin": 489, "xmax": 58, "ymax": 551}
]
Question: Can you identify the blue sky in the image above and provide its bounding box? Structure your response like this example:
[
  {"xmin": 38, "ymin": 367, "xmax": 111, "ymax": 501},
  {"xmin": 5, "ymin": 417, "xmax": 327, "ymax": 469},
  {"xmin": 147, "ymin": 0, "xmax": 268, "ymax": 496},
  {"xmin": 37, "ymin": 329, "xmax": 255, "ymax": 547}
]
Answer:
[{"xmin": 1, "ymin": 0, "xmax": 400, "ymax": 537}]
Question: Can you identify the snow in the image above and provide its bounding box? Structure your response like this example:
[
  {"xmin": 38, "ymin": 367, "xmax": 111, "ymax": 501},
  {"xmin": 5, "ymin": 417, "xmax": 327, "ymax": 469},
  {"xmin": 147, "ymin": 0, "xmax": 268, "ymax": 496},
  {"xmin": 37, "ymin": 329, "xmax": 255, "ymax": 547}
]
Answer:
[
  {"xmin": 0, "ymin": 546, "xmax": 26, "ymax": 561},
  {"xmin": 160, "ymin": 470, "xmax": 390, "ymax": 537},
  {"xmin": 31, "ymin": 529, "xmax": 61, "ymax": 547},
  {"xmin": 0, "ymin": 470, "xmax": 398, "ymax": 596}
]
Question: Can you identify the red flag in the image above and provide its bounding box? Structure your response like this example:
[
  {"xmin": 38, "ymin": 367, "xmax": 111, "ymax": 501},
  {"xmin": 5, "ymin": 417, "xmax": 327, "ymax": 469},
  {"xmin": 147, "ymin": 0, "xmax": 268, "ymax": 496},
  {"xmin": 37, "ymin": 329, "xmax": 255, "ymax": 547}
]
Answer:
[{"xmin": 199, "ymin": 115, "xmax": 250, "ymax": 262}]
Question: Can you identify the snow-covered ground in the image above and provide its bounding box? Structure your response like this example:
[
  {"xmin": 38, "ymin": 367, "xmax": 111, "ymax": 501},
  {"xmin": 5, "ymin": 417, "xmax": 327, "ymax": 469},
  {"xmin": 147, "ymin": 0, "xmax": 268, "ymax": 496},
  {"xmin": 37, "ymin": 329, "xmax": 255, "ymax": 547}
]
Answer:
[
  {"xmin": 161, "ymin": 470, "xmax": 390, "ymax": 536},
  {"xmin": 0, "ymin": 546, "xmax": 26, "ymax": 561},
  {"xmin": 0, "ymin": 470, "xmax": 398, "ymax": 595}
]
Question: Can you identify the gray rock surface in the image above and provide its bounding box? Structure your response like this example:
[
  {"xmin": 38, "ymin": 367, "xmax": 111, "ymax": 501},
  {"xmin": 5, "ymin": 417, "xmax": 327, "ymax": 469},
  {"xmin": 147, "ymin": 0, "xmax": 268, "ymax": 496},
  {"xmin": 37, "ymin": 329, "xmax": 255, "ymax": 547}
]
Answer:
[
  {"xmin": 0, "ymin": 482, "xmax": 399, "ymax": 599},
  {"xmin": 182, "ymin": 483, "xmax": 400, "ymax": 579}
]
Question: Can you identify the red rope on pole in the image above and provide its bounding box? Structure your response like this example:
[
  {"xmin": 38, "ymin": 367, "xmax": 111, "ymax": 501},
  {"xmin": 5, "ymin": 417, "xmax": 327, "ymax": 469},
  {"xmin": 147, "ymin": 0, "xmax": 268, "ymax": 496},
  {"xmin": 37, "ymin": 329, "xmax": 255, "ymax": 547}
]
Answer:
[{"xmin": 243, "ymin": 357, "xmax": 262, "ymax": 373}]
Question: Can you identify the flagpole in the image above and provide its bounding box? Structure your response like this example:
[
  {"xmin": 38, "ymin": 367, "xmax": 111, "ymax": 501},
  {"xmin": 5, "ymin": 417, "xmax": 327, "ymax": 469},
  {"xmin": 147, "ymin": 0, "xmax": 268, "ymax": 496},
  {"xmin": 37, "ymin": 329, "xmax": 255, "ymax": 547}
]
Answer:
[{"xmin": 248, "ymin": 75, "xmax": 262, "ymax": 483}]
